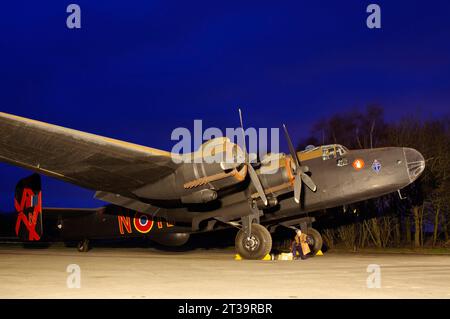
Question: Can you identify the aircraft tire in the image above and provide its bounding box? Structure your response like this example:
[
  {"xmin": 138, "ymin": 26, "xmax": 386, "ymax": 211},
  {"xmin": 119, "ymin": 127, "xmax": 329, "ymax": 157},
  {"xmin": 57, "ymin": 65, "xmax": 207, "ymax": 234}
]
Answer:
[
  {"xmin": 77, "ymin": 239, "xmax": 90, "ymax": 253},
  {"xmin": 306, "ymin": 228, "xmax": 323, "ymax": 255},
  {"xmin": 235, "ymin": 224, "xmax": 272, "ymax": 260}
]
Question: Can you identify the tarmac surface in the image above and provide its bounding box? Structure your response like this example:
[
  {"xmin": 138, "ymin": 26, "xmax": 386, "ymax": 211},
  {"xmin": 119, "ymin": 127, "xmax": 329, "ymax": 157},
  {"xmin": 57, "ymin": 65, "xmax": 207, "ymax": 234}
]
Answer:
[{"xmin": 0, "ymin": 243, "xmax": 449, "ymax": 298}]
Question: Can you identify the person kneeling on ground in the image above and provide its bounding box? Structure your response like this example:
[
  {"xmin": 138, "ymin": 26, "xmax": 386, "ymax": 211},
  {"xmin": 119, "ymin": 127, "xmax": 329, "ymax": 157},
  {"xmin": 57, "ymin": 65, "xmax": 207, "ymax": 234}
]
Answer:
[{"xmin": 291, "ymin": 229, "xmax": 310, "ymax": 260}]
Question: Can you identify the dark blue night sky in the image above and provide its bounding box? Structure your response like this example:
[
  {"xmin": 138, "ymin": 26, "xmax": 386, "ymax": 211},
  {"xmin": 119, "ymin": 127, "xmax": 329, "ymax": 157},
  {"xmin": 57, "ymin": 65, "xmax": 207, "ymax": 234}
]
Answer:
[{"xmin": 0, "ymin": 1, "xmax": 449, "ymax": 211}]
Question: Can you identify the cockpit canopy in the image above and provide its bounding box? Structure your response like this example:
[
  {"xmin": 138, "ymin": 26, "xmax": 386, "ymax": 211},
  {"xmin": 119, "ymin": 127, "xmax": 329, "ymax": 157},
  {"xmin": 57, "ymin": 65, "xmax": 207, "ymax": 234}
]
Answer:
[{"xmin": 299, "ymin": 144, "xmax": 348, "ymax": 161}]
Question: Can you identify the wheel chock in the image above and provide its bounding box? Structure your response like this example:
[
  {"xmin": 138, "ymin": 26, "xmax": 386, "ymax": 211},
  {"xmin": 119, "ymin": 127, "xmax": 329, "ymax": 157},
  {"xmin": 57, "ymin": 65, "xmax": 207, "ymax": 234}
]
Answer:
[
  {"xmin": 234, "ymin": 254, "xmax": 273, "ymax": 260},
  {"xmin": 315, "ymin": 250, "xmax": 324, "ymax": 256},
  {"xmin": 262, "ymin": 254, "xmax": 272, "ymax": 261}
]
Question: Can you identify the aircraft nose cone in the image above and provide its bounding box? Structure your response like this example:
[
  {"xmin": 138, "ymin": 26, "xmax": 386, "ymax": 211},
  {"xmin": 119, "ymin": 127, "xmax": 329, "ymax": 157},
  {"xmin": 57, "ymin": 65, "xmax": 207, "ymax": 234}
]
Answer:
[{"xmin": 403, "ymin": 148, "xmax": 425, "ymax": 182}]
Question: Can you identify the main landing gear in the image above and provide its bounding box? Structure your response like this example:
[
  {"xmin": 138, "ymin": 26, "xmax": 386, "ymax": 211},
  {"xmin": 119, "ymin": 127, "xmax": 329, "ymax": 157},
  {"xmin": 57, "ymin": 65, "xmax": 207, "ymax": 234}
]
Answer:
[
  {"xmin": 234, "ymin": 214, "xmax": 272, "ymax": 260},
  {"xmin": 305, "ymin": 228, "xmax": 323, "ymax": 255},
  {"xmin": 273, "ymin": 217, "xmax": 323, "ymax": 256},
  {"xmin": 234, "ymin": 215, "xmax": 324, "ymax": 259},
  {"xmin": 235, "ymin": 224, "xmax": 272, "ymax": 260}
]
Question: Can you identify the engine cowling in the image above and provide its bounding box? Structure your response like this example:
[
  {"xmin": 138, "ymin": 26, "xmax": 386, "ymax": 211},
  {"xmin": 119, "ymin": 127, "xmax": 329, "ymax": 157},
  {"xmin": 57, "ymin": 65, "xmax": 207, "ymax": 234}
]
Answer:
[
  {"xmin": 249, "ymin": 153, "xmax": 295, "ymax": 207},
  {"xmin": 132, "ymin": 137, "xmax": 247, "ymax": 202}
]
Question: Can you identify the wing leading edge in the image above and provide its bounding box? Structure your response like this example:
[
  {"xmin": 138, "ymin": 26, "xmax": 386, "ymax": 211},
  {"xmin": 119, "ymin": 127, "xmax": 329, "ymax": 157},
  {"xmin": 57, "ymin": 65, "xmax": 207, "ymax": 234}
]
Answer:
[{"xmin": 0, "ymin": 112, "xmax": 181, "ymax": 197}]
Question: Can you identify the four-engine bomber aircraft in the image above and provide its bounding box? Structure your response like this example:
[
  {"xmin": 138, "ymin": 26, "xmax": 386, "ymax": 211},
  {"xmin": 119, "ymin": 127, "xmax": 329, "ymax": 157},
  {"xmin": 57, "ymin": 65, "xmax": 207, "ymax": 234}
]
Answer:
[{"xmin": 0, "ymin": 111, "xmax": 425, "ymax": 259}]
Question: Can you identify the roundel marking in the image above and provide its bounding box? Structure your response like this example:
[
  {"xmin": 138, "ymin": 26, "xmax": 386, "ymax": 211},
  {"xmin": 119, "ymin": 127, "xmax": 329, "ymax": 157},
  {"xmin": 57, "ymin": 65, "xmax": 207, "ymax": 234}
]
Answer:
[
  {"xmin": 133, "ymin": 212, "xmax": 154, "ymax": 233},
  {"xmin": 352, "ymin": 159, "xmax": 365, "ymax": 170}
]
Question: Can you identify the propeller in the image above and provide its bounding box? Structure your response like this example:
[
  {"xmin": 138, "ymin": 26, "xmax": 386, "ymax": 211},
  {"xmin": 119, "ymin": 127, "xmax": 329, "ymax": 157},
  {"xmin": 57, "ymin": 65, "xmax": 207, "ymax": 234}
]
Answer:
[
  {"xmin": 282, "ymin": 124, "xmax": 317, "ymax": 204},
  {"xmin": 238, "ymin": 108, "xmax": 268, "ymax": 206}
]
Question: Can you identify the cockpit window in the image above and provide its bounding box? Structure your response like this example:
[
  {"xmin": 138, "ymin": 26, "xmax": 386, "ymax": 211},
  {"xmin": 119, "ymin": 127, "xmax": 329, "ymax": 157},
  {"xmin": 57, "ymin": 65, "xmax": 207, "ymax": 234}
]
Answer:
[
  {"xmin": 321, "ymin": 144, "xmax": 347, "ymax": 160},
  {"xmin": 336, "ymin": 145, "xmax": 347, "ymax": 156}
]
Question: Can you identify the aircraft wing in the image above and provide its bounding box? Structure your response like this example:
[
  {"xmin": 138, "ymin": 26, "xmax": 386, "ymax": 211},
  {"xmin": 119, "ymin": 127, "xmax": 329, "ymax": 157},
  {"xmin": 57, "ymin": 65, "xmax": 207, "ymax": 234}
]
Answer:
[{"xmin": 0, "ymin": 112, "xmax": 181, "ymax": 198}]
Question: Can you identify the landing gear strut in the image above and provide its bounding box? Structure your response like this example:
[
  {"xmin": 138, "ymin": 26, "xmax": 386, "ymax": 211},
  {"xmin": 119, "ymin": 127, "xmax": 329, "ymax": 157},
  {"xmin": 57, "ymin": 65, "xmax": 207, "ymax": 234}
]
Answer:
[{"xmin": 77, "ymin": 239, "xmax": 90, "ymax": 252}]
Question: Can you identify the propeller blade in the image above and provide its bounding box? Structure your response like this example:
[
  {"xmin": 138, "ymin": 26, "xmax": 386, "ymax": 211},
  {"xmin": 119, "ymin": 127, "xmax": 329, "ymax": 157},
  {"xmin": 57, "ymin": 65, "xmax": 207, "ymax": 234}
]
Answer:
[
  {"xmin": 293, "ymin": 173, "xmax": 302, "ymax": 204},
  {"xmin": 301, "ymin": 173, "xmax": 317, "ymax": 192},
  {"xmin": 282, "ymin": 124, "xmax": 300, "ymax": 170},
  {"xmin": 238, "ymin": 108, "xmax": 249, "ymax": 163},
  {"xmin": 282, "ymin": 123, "xmax": 318, "ymax": 202},
  {"xmin": 248, "ymin": 164, "xmax": 268, "ymax": 206},
  {"xmin": 238, "ymin": 108, "xmax": 268, "ymax": 206}
]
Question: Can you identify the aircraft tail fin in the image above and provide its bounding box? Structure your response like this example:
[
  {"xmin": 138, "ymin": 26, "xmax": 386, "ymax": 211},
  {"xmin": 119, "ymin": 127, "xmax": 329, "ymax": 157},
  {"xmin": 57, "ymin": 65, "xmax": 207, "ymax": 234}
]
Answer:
[{"xmin": 14, "ymin": 174, "xmax": 43, "ymax": 241}]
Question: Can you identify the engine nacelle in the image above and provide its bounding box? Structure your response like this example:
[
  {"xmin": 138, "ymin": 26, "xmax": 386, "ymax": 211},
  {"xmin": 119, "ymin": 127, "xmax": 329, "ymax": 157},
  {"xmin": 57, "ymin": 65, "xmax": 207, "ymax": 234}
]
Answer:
[
  {"xmin": 180, "ymin": 189, "xmax": 218, "ymax": 204},
  {"xmin": 133, "ymin": 137, "xmax": 247, "ymax": 202},
  {"xmin": 249, "ymin": 153, "xmax": 295, "ymax": 205}
]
